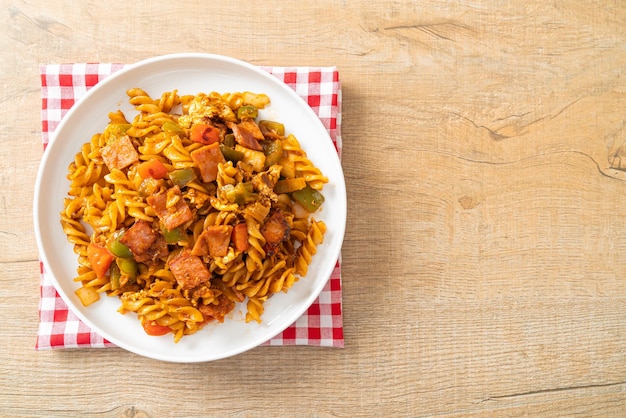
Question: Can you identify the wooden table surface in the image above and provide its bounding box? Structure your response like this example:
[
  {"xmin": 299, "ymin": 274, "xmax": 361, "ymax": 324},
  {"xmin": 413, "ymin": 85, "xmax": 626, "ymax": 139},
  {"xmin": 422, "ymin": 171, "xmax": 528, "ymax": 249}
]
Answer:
[{"xmin": 3, "ymin": 1, "xmax": 626, "ymax": 416}]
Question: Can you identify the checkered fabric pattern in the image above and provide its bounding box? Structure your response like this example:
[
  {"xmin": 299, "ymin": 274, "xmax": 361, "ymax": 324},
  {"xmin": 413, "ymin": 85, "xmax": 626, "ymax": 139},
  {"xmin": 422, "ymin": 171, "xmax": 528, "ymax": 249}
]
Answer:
[{"xmin": 36, "ymin": 62, "xmax": 344, "ymax": 349}]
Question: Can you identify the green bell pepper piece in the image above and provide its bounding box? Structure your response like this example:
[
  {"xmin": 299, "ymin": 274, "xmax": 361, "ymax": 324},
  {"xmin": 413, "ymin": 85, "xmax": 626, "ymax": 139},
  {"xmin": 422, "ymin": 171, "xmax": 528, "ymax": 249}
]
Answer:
[
  {"xmin": 263, "ymin": 139, "xmax": 283, "ymax": 168},
  {"xmin": 107, "ymin": 231, "xmax": 133, "ymax": 258},
  {"xmin": 237, "ymin": 105, "xmax": 258, "ymax": 120},
  {"xmin": 162, "ymin": 226, "xmax": 186, "ymax": 244},
  {"xmin": 169, "ymin": 168, "xmax": 196, "ymax": 187},
  {"xmin": 223, "ymin": 133, "xmax": 236, "ymax": 147},
  {"xmin": 109, "ymin": 262, "xmax": 121, "ymax": 290},
  {"xmin": 292, "ymin": 185, "xmax": 325, "ymax": 213},
  {"xmin": 116, "ymin": 258, "xmax": 138, "ymax": 280},
  {"xmin": 162, "ymin": 120, "xmax": 185, "ymax": 134},
  {"xmin": 220, "ymin": 144, "xmax": 245, "ymax": 163},
  {"xmin": 259, "ymin": 120, "xmax": 285, "ymax": 136},
  {"xmin": 224, "ymin": 182, "xmax": 257, "ymax": 205}
]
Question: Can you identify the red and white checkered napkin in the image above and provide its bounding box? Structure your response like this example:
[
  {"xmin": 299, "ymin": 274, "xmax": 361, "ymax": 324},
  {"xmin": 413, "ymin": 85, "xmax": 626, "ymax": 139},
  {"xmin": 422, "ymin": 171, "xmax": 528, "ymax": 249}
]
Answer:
[{"xmin": 36, "ymin": 63, "xmax": 344, "ymax": 350}]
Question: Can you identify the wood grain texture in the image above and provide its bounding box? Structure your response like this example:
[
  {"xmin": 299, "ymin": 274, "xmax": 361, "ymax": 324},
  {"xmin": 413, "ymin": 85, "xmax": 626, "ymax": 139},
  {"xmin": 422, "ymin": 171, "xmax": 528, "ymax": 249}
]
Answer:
[{"xmin": 2, "ymin": 0, "xmax": 626, "ymax": 415}]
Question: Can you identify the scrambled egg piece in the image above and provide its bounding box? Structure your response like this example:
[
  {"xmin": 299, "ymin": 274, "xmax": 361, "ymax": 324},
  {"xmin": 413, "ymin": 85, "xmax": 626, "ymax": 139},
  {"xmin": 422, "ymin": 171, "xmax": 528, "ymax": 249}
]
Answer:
[{"xmin": 178, "ymin": 93, "xmax": 237, "ymax": 127}]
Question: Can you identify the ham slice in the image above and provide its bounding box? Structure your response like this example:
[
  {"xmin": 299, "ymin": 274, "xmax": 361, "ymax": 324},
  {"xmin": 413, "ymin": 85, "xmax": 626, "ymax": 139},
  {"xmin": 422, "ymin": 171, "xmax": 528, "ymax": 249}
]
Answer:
[
  {"xmin": 146, "ymin": 185, "xmax": 193, "ymax": 231},
  {"xmin": 100, "ymin": 135, "xmax": 139, "ymax": 170},
  {"xmin": 190, "ymin": 142, "xmax": 226, "ymax": 183},
  {"xmin": 261, "ymin": 210, "xmax": 290, "ymax": 244},
  {"xmin": 191, "ymin": 225, "xmax": 233, "ymax": 257},
  {"xmin": 168, "ymin": 249, "xmax": 210, "ymax": 290},
  {"xmin": 261, "ymin": 209, "xmax": 290, "ymax": 256},
  {"xmin": 198, "ymin": 294, "xmax": 235, "ymax": 323},
  {"xmin": 228, "ymin": 120, "xmax": 264, "ymax": 151},
  {"xmin": 120, "ymin": 220, "xmax": 169, "ymax": 264}
]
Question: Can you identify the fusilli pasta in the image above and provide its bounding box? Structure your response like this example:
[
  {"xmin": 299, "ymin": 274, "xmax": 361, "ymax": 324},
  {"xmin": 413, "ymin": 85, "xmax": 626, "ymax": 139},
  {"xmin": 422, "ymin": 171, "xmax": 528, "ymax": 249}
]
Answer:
[{"xmin": 61, "ymin": 88, "xmax": 327, "ymax": 342}]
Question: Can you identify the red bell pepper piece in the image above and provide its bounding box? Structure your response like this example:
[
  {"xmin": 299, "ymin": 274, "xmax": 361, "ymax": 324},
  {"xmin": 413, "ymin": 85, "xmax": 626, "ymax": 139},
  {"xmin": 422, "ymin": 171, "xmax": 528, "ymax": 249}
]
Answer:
[
  {"xmin": 142, "ymin": 320, "xmax": 171, "ymax": 336},
  {"xmin": 137, "ymin": 159, "xmax": 168, "ymax": 179},
  {"xmin": 191, "ymin": 123, "xmax": 220, "ymax": 145},
  {"xmin": 231, "ymin": 223, "xmax": 249, "ymax": 252},
  {"xmin": 87, "ymin": 243, "xmax": 114, "ymax": 279}
]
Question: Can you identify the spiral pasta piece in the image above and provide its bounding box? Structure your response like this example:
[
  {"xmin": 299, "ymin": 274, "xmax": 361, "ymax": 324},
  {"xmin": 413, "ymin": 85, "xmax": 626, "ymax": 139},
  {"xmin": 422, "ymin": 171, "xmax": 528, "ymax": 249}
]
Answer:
[
  {"xmin": 281, "ymin": 134, "xmax": 328, "ymax": 190},
  {"xmin": 295, "ymin": 220, "xmax": 327, "ymax": 276}
]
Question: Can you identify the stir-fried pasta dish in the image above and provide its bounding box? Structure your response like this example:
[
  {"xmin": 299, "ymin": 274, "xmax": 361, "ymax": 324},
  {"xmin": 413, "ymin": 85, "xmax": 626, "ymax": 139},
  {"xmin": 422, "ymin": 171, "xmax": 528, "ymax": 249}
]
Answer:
[{"xmin": 60, "ymin": 88, "xmax": 327, "ymax": 342}]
